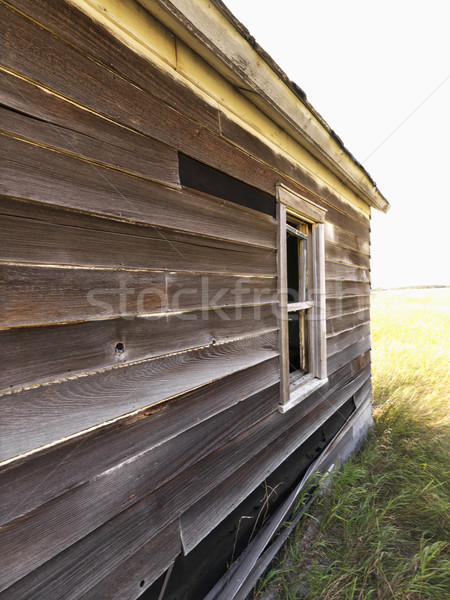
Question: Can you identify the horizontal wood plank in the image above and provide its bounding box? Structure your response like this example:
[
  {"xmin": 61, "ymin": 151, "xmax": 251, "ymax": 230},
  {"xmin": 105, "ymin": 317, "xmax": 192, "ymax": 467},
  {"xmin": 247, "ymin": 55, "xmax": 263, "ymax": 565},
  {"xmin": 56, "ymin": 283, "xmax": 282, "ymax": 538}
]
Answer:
[
  {"xmin": 0, "ymin": 199, "xmax": 276, "ymax": 275},
  {"xmin": 326, "ymin": 309, "xmax": 370, "ymax": 336},
  {"xmin": 0, "ymin": 386, "xmax": 277, "ymax": 590},
  {"xmin": 78, "ymin": 522, "xmax": 180, "ymax": 600},
  {"xmin": 327, "ymin": 323, "xmax": 371, "ymax": 356},
  {"xmin": 2, "ymin": 507, "xmax": 181, "ymax": 600},
  {"xmin": 0, "ymin": 135, "xmax": 276, "ymax": 249},
  {"xmin": 326, "ymin": 261, "xmax": 370, "ymax": 283},
  {"xmin": 0, "ymin": 265, "xmax": 167, "ymax": 327},
  {"xmin": 6, "ymin": 0, "xmax": 219, "ymax": 130},
  {"xmin": 2, "ymin": 304, "xmax": 277, "ymax": 392},
  {"xmin": 0, "ymin": 330, "xmax": 279, "ymax": 462},
  {"xmin": 326, "ymin": 280, "xmax": 370, "ymax": 298},
  {"xmin": 0, "ymin": 99, "xmax": 180, "ymax": 186},
  {"xmin": 167, "ymin": 273, "xmax": 277, "ymax": 311},
  {"xmin": 328, "ymin": 336, "xmax": 371, "ymax": 374},
  {"xmin": 324, "ymin": 222, "xmax": 370, "ymax": 255},
  {"xmin": 0, "ymin": 358, "xmax": 280, "ymax": 526},
  {"xmin": 325, "ymin": 241, "xmax": 370, "ymax": 269},
  {"xmin": 326, "ymin": 295, "xmax": 370, "ymax": 319}
]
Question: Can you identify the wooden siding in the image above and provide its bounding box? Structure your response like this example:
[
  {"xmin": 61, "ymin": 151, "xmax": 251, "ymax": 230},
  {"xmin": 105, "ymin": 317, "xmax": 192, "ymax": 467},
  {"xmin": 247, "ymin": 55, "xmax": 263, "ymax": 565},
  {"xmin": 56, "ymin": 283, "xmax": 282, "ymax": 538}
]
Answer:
[{"xmin": 0, "ymin": 0, "xmax": 373, "ymax": 597}]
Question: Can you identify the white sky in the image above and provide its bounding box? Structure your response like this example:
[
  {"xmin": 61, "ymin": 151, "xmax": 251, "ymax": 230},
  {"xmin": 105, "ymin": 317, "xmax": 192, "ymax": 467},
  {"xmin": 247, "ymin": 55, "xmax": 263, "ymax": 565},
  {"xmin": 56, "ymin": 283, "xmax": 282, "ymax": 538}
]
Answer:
[{"xmin": 224, "ymin": 0, "xmax": 450, "ymax": 288}]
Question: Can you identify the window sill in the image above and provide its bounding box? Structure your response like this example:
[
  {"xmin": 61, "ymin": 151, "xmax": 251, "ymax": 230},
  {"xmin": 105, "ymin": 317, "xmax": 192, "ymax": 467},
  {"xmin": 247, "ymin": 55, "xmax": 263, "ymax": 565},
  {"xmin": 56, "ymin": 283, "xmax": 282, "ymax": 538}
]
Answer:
[{"xmin": 278, "ymin": 374, "xmax": 328, "ymax": 413}]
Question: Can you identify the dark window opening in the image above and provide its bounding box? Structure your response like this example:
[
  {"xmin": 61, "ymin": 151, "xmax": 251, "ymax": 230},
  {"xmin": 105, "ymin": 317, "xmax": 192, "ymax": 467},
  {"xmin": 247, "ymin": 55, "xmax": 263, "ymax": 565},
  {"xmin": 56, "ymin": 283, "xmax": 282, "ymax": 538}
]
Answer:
[
  {"xmin": 288, "ymin": 312, "xmax": 301, "ymax": 373},
  {"xmin": 286, "ymin": 228, "xmax": 299, "ymax": 303},
  {"xmin": 178, "ymin": 153, "xmax": 276, "ymax": 217},
  {"xmin": 286, "ymin": 218, "xmax": 310, "ymax": 374}
]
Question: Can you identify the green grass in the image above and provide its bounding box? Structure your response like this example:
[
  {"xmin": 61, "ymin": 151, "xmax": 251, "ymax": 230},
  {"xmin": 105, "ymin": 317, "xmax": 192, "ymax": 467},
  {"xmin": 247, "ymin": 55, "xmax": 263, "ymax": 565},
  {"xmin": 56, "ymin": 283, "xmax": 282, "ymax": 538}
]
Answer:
[{"xmin": 254, "ymin": 288, "xmax": 450, "ymax": 600}]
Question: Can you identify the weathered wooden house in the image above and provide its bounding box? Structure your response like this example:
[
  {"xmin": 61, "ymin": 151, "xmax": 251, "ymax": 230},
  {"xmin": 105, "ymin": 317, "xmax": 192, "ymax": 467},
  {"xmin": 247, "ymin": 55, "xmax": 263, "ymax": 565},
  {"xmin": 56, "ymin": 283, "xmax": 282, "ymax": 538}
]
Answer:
[{"xmin": 0, "ymin": 0, "xmax": 389, "ymax": 598}]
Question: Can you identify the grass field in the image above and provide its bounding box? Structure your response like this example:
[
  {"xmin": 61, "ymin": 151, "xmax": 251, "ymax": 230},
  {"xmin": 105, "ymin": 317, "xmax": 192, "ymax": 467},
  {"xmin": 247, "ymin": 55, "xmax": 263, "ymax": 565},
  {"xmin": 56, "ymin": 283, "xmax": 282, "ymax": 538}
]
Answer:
[{"xmin": 255, "ymin": 288, "xmax": 450, "ymax": 599}]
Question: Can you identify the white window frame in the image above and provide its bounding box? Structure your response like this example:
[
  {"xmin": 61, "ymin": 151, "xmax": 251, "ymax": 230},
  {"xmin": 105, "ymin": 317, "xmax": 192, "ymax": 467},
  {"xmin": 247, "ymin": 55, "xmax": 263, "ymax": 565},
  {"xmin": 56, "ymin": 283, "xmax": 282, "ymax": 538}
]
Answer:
[{"xmin": 277, "ymin": 184, "xmax": 328, "ymax": 412}]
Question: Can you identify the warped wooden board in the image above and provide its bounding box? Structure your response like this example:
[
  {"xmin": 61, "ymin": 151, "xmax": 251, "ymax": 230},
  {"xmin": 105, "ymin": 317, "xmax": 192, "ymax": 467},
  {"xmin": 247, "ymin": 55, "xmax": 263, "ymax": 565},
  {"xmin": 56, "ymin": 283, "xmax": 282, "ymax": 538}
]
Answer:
[
  {"xmin": 326, "ymin": 309, "xmax": 370, "ymax": 336},
  {"xmin": 5, "ymin": 0, "xmax": 219, "ymax": 130},
  {"xmin": 78, "ymin": 522, "xmax": 180, "ymax": 600},
  {"xmin": 326, "ymin": 295, "xmax": 370, "ymax": 320},
  {"xmin": 0, "ymin": 330, "xmax": 279, "ymax": 462},
  {"xmin": 0, "ymin": 199, "xmax": 276, "ymax": 275},
  {"xmin": 0, "ymin": 4, "xmax": 276, "ymax": 196},
  {"xmin": 328, "ymin": 336, "xmax": 371, "ymax": 374},
  {"xmin": 0, "ymin": 98, "xmax": 180, "ymax": 186},
  {"xmin": 325, "ymin": 241, "xmax": 370, "ymax": 269},
  {"xmin": 0, "ymin": 136, "xmax": 276, "ymax": 249},
  {"xmin": 0, "ymin": 265, "xmax": 167, "ymax": 327},
  {"xmin": 326, "ymin": 280, "xmax": 370, "ymax": 298},
  {"xmin": 0, "ymin": 385, "xmax": 277, "ymax": 591},
  {"xmin": 325, "ymin": 261, "xmax": 370, "ymax": 283},
  {"xmin": 2, "ymin": 304, "xmax": 277, "ymax": 392},
  {"xmin": 3, "ymin": 364, "xmax": 369, "ymax": 597},
  {"xmin": 180, "ymin": 367, "xmax": 371, "ymax": 552},
  {"xmin": 2, "ymin": 505, "xmax": 181, "ymax": 600},
  {"xmin": 324, "ymin": 222, "xmax": 370, "ymax": 255},
  {"xmin": 167, "ymin": 272, "xmax": 277, "ymax": 311},
  {"xmin": 327, "ymin": 323, "xmax": 371, "ymax": 356},
  {"xmin": 0, "ymin": 358, "xmax": 279, "ymax": 526},
  {"xmin": 354, "ymin": 377, "xmax": 372, "ymax": 408}
]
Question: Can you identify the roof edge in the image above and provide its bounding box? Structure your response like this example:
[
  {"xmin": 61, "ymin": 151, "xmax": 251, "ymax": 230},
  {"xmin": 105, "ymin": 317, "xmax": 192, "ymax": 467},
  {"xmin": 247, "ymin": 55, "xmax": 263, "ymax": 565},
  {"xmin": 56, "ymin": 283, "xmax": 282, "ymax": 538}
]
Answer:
[{"xmin": 138, "ymin": 0, "xmax": 390, "ymax": 213}]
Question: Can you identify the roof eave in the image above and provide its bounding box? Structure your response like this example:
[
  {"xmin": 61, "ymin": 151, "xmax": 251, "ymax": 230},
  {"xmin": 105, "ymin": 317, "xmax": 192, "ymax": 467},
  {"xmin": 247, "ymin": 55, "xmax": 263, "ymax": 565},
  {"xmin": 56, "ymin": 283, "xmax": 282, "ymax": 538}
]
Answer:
[{"xmin": 138, "ymin": 0, "xmax": 390, "ymax": 213}]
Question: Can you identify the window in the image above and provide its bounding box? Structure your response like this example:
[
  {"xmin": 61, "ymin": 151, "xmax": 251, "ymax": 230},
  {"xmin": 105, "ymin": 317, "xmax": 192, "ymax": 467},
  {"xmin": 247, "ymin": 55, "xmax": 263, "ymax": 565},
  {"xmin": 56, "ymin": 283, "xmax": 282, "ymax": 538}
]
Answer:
[{"xmin": 277, "ymin": 184, "xmax": 327, "ymax": 412}]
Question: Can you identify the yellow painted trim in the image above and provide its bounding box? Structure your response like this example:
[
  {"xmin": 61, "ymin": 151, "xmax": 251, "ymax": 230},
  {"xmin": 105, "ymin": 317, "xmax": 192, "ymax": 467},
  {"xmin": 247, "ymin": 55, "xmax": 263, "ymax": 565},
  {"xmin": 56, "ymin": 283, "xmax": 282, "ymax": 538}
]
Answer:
[{"xmin": 69, "ymin": 0, "xmax": 177, "ymax": 67}]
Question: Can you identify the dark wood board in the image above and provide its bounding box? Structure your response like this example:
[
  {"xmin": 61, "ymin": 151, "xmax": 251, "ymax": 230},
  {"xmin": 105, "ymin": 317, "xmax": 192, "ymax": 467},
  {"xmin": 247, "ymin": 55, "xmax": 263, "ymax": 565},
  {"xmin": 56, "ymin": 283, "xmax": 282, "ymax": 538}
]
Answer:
[
  {"xmin": 0, "ymin": 358, "xmax": 279, "ymax": 526},
  {"xmin": 0, "ymin": 265, "xmax": 167, "ymax": 327},
  {"xmin": 0, "ymin": 330, "xmax": 279, "ymax": 462},
  {"xmin": 2, "ymin": 304, "xmax": 277, "ymax": 392},
  {"xmin": 0, "ymin": 200, "xmax": 277, "ymax": 276},
  {"xmin": 326, "ymin": 309, "xmax": 370, "ymax": 336},
  {"xmin": 167, "ymin": 273, "xmax": 277, "ymax": 312},
  {"xmin": 5, "ymin": 0, "xmax": 219, "ymax": 131},
  {"xmin": 0, "ymin": 386, "xmax": 277, "ymax": 590},
  {"xmin": 0, "ymin": 100, "xmax": 180, "ymax": 187},
  {"xmin": 0, "ymin": 4, "xmax": 276, "ymax": 196},
  {"xmin": 0, "ymin": 266, "xmax": 278, "ymax": 328},
  {"xmin": 0, "ymin": 135, "xmax": 276, "ymax": 249}
]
